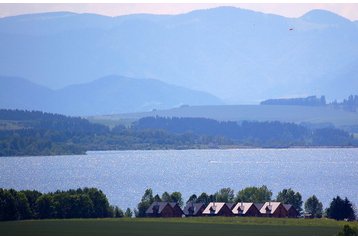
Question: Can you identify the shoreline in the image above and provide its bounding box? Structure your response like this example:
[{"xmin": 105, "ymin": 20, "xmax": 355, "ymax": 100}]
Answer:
[{"xmin": 1, "ymin": 146, "xmax": 358, "ymax": 158}]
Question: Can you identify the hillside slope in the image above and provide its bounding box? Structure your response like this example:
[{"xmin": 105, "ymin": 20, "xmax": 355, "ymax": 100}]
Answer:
[
  {"xmin": 0, "ymin": 7, "xmax": 357, "ymax": 103},
  {"xmin": 0, "ymin": 75, "xmax": 222, "ymax": 115},
  {"xmin": 91, "ymin": 105, "xmax": 358, "ymax": 131}
]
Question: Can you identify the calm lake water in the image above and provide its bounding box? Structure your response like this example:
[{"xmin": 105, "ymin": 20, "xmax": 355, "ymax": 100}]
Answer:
[{"xmin": 0, "ymin": 148, "xmax": 357, "ymax": 210}]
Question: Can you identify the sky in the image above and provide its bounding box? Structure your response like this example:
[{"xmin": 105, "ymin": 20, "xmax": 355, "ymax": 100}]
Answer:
[{"xmin": 0, "ymin": 3, "xmax": 358, "ymax": 21}]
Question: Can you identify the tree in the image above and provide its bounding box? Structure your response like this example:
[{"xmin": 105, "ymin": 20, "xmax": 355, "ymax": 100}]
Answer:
[
  {"xmin": 114, "ymin": 206, "xmax": 124, "ymax": 218},
  {"xmin": 276, "ymin": 188, "xmax": 303, "ymax": 213},
  {"xmin": 153, "ymin": 194, "xmax": 162, "ymax": 202},
  {"xmin": 73, "ymin": 194, "xmax": 94, "ymax": 218},
  {"xmin": 124, "ymin": 208, "xmax": 133, "ymax": 218},
  {"xmin": 161, "ymin": 192, "xmax": 171, "ymax": 202},
  {"xmin": 215, "ymin": 187, "xmax": 234, "ymax": 203},
  {"xmin": 196, "ymin": 193, "xmax": 210, "ymax": 205},
  {"xmin": 136, "ymin": 188, "xmax": 154, "ymax": 217},
  {"xmin": 235, "ymin": 185, "xmax": 272, "ymax": 203},
  {"xmin": 83, "ymin": 188, "xmax": 111, "ymax": 218},
  {"xmin": 304, "ymin": 195, "xmax": 323, "ymax": 218},
  {"xmin": 327, "ymin": 196, "xmax": 356, "ymax": 221},
  {"xmin": 0, "ymin": 189, "xmax": 18, "ymax": 221},
  {"xmin": 14, "ymin": 191, "xmax": 31, "ymax": 220},
  {"xmin": 186, "ymin": 194, "xmax": 197, "ymax": 204},
  {"xmin": 170, "ymin": 192, "xmax": 183, "ymax": 207},
  {"xmin": 21, "ymin": 190, "xmax": 42, "ymax": 218},
  {"xmin": 36, "ymin": 194, "xmax": 55, "ymax": 219}
]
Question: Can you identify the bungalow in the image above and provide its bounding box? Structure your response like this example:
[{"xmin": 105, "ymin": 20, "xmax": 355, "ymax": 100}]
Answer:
[
  {"xmin": 232, "ymin": 202, "xmax": 261, "ymax": 217},
  {"xmin": 183, "ymin": 202, "xmax": 206, "ymax": 217},
  {"xmin": 146, "ymin": 202, "xmax": 183, "ymax": 217},
  {"xmin": 283, "ymin": 204, "xmax": 299, "ymax": 218},
  {"xmin": 259, "ymin": 202, "xmax": 288, "ymax": 218},
  {"xmin": 202, "ymin": 202, "xmax": 234, "ymax": 216}
]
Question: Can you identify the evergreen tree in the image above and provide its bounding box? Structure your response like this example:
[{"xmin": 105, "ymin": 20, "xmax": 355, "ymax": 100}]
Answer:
[
  {"xmin": 327, "ymin": 196, "xmax": 356, "ymax": 221},
  {"xmin": 170, "ymin": 192, "xmax": 183, "ymax": 207},
  {"xmin": 161, "ymin": 192, "xmax": 171, "ymax": 202},
  {"xmin": 136, "ymin": 188, "xmax": 154, "ymax": 217},
  {"xmin": 276, "ymin": 188, "xmax": 303, "ymax": 213},
  {"xmin": 124, "ymin": 208, "xmax": 133, "ymax": 218},
  {"xmin": 0, "ymin": 189, "xmax": 18, "ymax": 221},
  {"xmin": 196, "ymin": 192, "xmax": 210, "ymax": 205},
  {"xmin": 304, "ymin": 195, "xmax": 323, "ymax": 218},
  {"xmin": 21, "ymin": 190, "xmax": 42, "ymax": 218},
  {"xmin": 114, "ymin": 206, "xmax": 124, "ymax": 218},
  {"xmin": 36, "ymin": 194, "xmax": 55, "ymax": 219},
  {"xmin": 186, "ymin": 194, "xmax": 198, "ymax": 204}
]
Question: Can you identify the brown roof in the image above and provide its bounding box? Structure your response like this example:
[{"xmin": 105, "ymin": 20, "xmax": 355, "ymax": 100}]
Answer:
[
  {"xmin": 283, "ymin": 204, "xmax": 292, "ymax": 211},
  {"xmin": 225, "ymin": 203, "xmax": 236, "ymax": 210},
  {"xmin": 254, "ymin": 203, "xmax": 264, "ymax": 210},
  {"xmin": 183, "ymin": 203, "xmax": 205, "ymax": 216},
  {"xmin": 146, "ymin": 202, "xmax": 178, "ymax": 214}
]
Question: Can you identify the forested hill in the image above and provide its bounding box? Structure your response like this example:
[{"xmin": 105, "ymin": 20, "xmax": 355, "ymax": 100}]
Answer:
[
  {"xmin": 0, "ymin": 109, "xmax": 357, "ymax": 156},
  {"xmin": 133, "ymin": 117, "xmax": 357, "ymax": 147},
  {"xmin": 260, "ymin": 96, "xmax": 326, "ymax": 107},
  {"xmin": 0, "ymin": 109, "xmax": 110, "ymax": 156},
  {"xmin": 0, "ymin": 109, "xmax": 109, "ymax": 133}
]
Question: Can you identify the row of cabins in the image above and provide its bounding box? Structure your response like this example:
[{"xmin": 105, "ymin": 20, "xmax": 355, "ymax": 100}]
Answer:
[{"xmin": 146, "ymin": 201, "xmax": 299, "ymax": 218}]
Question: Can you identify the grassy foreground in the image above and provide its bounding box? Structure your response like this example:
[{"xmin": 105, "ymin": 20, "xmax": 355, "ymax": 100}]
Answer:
[{"xmin": 0, "ymin": 217, "xmax": 357, "ymax": 236}]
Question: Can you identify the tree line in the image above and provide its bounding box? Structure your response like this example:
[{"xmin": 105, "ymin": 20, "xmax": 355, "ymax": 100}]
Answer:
[
  {"xmin": 1, "ymin": 186, "xmax": 355, "ymax": 221},
  {"xmin": 1, "ymin": 109, "xmax": 357, "ymax": 157},
  {"xmin": 261, "ymin": 95, "xmax": 326, "ymax": 106},
  {"xmin": 260, "ymin": 94, "xmax": 358, "ymax": 112},
  {"xmin": 135, "ymin": 186, "xmax": 356, "ymax": 221},
  {"xmin": 330, "ymin": 95, "xmax": 358, "ymax": 112},
  {"xmin": 0, "ymin": 187, "xmax": 132, "ymax": 221},
  {"xmin": 133, "ymin": 117, "xmax": 356, "ymax": 147}
]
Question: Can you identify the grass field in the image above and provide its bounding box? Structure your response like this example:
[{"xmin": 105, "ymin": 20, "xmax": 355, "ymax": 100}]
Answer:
[
  {"xmin": 1, "ymin": 217, "xmax": 357, "ymax": 236},
  {"xmin": 88, "ymin": 105, "xmax": 358, "ymax": 130}
]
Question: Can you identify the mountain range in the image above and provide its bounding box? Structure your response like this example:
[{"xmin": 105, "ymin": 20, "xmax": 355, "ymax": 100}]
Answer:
[
  {"xmin": 0, "ymin": 75, "xmax": 221, "ymax": 115},
  {"xmin": 0, "ymin": 7, "xmax": 358, "ymax": 105}
]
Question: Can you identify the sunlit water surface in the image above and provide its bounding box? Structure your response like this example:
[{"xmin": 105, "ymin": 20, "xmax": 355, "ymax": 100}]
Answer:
[{"xmin": 1, "ymin": 148, "xmax": 357, "ymax": 210}]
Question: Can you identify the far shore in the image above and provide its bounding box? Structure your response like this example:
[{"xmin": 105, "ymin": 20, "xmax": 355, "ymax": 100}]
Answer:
[{"xmin": 1, "ymin": 146, "xmax": 357, "ymax": 158}]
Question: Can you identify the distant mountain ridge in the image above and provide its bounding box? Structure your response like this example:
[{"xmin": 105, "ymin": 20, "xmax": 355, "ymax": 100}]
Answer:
[
  {"xmin": 0, "ymin": 75, "xmax": 222, "ymax": 116},
  {"xmin": 0, "ymin": 7, "xmax": 357, "ymax": 103}
]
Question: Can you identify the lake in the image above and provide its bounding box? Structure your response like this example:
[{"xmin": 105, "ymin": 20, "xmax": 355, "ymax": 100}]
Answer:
[{"xmin": 0, "ymin": 148, "xmax": 357, "ymax": 210}]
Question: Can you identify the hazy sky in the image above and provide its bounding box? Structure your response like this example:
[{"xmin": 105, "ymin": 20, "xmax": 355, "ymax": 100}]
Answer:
[{"xmin": 1, "ymin": 3, "xmax": 358, "ymax": 21}]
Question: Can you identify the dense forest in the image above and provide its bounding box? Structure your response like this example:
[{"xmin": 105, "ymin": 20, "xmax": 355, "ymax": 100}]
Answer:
[
  {"xmin": 133, "ymin": 117, "xmax": 356, "ymax": 147},
  {"xmin": 261, "ymin": 95, "xmax": 358, "ymax": 112},
  {"xmin": 0, "ymin": 187, "xmax": 131, "ymax": 221},
  {"xmin": 261, "ymin": 95, "xmax": 326, "ymax": 106},
  {"xmin": 0, "ymin": 109, "xmax": 357, "ymax": 156}
]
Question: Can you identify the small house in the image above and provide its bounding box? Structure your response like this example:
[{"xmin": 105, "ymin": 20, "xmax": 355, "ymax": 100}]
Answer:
[
  {"xmin": 202, "ymin": 202, "xmax": 234, "ymax": 216},
  {"xmin": 183, "ymin": 202, "xmax": 206, "ymax": 217},
  {"xmin": 232, "ymin": 202, "xmax": 261, "ymax": 217},
  {"xmin": 259, "ymin": 202, "xmax": 288, "ymax": 218},
  {"xmin": 283, "ymin": 204, "xmax": 299, "ymax": 218},
  {"xmin": 145, "ymin": 202, "xmax": 183, "ymax": 217}
]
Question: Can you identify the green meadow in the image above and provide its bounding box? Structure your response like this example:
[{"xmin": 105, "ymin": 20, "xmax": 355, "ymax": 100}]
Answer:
[{"xmin": 1, "ymin": 217, "xmax": 357, "ymax": 236}]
